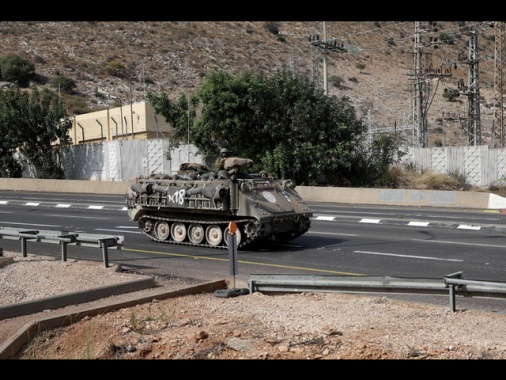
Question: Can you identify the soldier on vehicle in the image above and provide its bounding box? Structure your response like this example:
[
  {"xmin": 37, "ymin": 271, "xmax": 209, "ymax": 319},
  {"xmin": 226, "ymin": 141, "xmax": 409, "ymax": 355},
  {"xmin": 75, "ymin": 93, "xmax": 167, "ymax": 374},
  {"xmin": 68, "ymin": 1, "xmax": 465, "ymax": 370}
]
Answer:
[
  {"xmin": 259, "ymin": 170, "xmax": 268, "ymax": 178},
  {"xmin": 215, "ymin": 148, "xmax": 229, "ymax": 171}
]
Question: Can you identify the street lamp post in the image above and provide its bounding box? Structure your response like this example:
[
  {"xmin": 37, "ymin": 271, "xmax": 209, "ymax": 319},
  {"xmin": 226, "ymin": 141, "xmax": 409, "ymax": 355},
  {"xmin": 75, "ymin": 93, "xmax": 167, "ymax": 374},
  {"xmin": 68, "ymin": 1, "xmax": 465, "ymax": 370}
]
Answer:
[
  {"xmin": 129, "ymin": 81, "xmax": 134, "ymax": 139},
  {"xmin": 115, "ymin": 98, "xmax": 124, "ymax": 139}
]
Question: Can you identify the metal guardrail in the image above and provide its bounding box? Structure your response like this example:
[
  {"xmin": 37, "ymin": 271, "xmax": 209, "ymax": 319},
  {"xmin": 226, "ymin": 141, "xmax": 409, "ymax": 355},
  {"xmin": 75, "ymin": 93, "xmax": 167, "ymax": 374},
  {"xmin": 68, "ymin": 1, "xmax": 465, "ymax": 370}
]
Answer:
[
  {"xmin": 0, "ymin": 227, "xmax": 124, "ymax": 268},
  {"xmin": 248, "ymin": 273, "xmax": 506, "ymax": 312}
]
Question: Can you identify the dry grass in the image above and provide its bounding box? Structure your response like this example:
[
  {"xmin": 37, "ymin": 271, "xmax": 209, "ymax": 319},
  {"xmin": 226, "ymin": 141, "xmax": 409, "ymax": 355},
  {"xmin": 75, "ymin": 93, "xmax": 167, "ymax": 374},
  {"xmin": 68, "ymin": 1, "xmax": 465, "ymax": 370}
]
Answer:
[{"xmin": 389, "ymin": 165, "xmax": 506, "ymax": 197}]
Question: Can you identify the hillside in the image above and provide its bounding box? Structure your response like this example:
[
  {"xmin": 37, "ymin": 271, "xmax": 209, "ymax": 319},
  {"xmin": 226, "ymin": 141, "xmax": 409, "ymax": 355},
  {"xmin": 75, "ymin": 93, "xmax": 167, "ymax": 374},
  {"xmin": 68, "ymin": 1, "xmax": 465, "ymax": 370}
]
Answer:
[{"xmin": 0, "ymin": 21, "xmax": 499, "ymax": 146}]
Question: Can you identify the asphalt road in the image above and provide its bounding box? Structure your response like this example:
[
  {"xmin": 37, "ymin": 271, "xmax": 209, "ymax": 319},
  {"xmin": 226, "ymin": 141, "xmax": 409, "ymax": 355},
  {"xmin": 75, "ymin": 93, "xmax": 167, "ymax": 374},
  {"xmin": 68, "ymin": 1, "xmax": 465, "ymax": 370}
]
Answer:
[{"xmin": 2, "ymin": 191, "xmax": 506, "ymax": 313}]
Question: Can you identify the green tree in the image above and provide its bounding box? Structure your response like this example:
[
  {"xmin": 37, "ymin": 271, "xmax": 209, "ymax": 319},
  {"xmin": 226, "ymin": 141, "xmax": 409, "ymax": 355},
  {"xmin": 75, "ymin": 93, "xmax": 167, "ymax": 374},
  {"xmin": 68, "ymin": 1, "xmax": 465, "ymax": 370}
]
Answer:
[
  {"xmin": 0, "ymin": 86, "xmax": 73, "ymax": 178},
  {"xmin": 148, "ymin": 92, "xmax": 197, "ymax": 153},
  {"xmin": 150, "ymin": 67, "xmax": 403, "ymax": 187},
  {"xmin": 191, "ymin": 68, "xmax": 368, "ymax": 186},
  {"xmin": 0, "ymin": 54, "xmax": 35, "ymax": 87},
  {"xmin": 348, "ymin": 133, "xmax": 407, "ymax": 187},
  {"xmin": 0, "ymin": 87, "xmax": 24, "ymax": 177}
]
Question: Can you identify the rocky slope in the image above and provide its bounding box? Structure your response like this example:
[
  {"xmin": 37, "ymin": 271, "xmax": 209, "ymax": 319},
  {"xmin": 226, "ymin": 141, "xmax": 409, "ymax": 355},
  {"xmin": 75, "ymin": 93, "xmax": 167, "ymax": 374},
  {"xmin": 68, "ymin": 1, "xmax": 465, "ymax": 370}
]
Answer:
[{"xmin": 0, "ymin": 21, "xmax": 499, "ymax": 146}]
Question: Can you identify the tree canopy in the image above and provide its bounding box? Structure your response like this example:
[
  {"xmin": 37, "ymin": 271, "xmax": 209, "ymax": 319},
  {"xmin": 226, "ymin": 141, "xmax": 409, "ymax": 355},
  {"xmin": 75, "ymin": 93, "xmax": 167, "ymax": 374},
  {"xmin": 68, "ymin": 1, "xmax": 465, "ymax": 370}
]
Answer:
[
  {"xmin": 151, "ymin": 68, "xmax": 406, "ymax": 186},
  {"xmin": 0, "ymin": 86, "xmax": 72, "ymax": 178}
]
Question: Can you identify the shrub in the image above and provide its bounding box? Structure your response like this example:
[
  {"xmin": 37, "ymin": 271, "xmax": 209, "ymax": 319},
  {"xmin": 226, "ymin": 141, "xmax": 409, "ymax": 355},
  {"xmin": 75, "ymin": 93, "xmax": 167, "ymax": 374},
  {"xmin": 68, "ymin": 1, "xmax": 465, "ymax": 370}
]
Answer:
[
  {"xmin": 106, "ymin": 61, "xmax": 128, "ymax": 77},
  {"xmin": 51, "ymin": 75, "xmax": 77, "ymax": 94},
  {"xmin": 0, "ymin": 54, "xmax": 35, "ymax": 87},
  {"xmin": 329, "ymin": 75, "xmax": 343, "ymax": 88}
]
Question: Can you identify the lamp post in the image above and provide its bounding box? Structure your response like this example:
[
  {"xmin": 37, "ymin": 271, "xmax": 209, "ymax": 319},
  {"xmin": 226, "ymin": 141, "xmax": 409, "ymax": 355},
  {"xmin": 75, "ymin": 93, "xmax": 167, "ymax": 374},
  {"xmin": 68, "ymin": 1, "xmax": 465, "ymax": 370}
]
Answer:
[
  {"xmin": 129, "ymin": 80, "xmax": 134, "ymax": 139},
  {"xmin": 115, "ymin": 98, "xmax": 124, "ymax": 139}
]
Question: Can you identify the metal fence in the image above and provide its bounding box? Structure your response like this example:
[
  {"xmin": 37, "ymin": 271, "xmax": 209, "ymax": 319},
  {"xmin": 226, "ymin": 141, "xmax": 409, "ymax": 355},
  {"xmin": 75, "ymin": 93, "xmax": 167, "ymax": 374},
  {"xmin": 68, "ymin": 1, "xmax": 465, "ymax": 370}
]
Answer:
[{"xmin": 18, "ymin": 139, "xmax": 506, "ymax": 187}]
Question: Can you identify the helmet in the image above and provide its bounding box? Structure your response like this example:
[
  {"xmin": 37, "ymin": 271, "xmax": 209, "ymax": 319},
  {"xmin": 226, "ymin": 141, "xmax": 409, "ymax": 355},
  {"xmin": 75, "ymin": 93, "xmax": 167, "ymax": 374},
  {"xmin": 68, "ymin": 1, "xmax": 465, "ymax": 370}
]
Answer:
[
  {"xmin": 259, "ymin": 170, "xmax": 267, "ymax": 175},
  {"xmin": 220, "ymin": 148, "xmax": 229, "ymax": 154}
]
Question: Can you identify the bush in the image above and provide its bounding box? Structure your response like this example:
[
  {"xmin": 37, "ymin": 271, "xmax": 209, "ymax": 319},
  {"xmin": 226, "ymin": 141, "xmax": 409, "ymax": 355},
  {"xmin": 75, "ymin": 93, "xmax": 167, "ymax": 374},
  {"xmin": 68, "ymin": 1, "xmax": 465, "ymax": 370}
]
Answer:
[
  {"xmin": 443, "ymin": 88, "xmax": 459, "ymax": 101},
  {"xmin": 0, "ymin": 54, "xmax": 35, "ymax": 87},
  {"xmin": 106, "ymin": 61, "xmax": 128, "ymax": 77},
  {"xmin": 51, "ymin": 75, "xmax": 77, "ymax": 94},
  {"xmin": 329, "ymin": 75, "xmax": 343, "ymax": 88},
  {"xmin": 264, "ymin": 22, "xmax": 279, "ymax": 35}
]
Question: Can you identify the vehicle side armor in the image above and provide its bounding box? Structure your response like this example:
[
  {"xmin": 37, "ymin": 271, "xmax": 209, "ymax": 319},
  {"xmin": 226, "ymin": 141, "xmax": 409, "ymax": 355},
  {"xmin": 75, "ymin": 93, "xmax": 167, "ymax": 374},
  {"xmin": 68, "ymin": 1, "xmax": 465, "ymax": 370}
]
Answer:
[{"xmin": 125, "ymin": 161, "xmax": 312, "ymax": 249}]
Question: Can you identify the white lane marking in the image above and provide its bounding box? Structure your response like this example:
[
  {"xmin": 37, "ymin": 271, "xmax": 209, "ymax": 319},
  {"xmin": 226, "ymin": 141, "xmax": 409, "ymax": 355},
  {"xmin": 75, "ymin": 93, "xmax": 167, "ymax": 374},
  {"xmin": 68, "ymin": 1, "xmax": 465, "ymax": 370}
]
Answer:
[
  {"xmin": 457, "ymin": 224, "xmax": 481, "ymax": 230},
  {"xmin": 55, "ymin": 215, "xmax": 108, "ymax": 219},
  {"xmin": 360, "ymin": 219, "xmax": 381, "ymax": 224},
  {"xmin": 315, "ymin": 216, "xmax": 336, "ymax": 221},
  {"xmin": 0, "ymin": 201, "xmax": 8, "ymax": 205},
  {"xmin": 25, "ymin": 202, "xmax": 40, "ymax": 206},
  {"xmin": 408, "ymin": 221, "xmax": 430, "ymax": 227},
  {"xmin": 0, "ymin": 222, "xmax": 61, "ymax": 227},
  {"xmin": 96, "ymin": 228, "xmax": 142, "ymax": 234},
  {"xmin": 56, "ymin": 204, "xmax": 71, "ymax": 208},
  {"xmin": 414, "ymin": 239, "xmax": 505, "ymax": 248},
  {"xmin": 121, "ymin": 207, "xmax": 128, "ymax": 211},
  {"xmin": 88, "ymin": 205, "xmax": 104, "ymax": 210},
  {"xmin": 355, "ymin": 250, "xmax": 463, "ymax": 262},
  {"xmin": 308, "ymin": 231, "xmax": 358, "ymax": 236}
]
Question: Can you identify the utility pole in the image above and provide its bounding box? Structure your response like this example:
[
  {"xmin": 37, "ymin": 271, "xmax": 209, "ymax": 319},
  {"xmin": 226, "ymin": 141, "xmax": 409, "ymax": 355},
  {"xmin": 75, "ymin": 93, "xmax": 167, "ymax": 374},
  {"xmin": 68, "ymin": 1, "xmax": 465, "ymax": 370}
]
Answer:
[
  {"xmin": 311, "ymin": 42, "xmax": 320, "ymax": 86},
  {"xmin": 460, "ymin": 24, "xmax": 481, "ymax": 146},
  {"xmin": 184, "ymin": 59, "xmax": 191, "ymax": 163},
  {"xmin": 410, "ymin": 21, "xmax": 455, "ymax": 147},
  {"xmin": 309, "ymin": 22, "xmax": 358, "ymax": 96},
  {"xmin": 129, "ymin": 80, "xmax": 134, "ymax": 139},
  {"xmin": 494, "ymin": 21, "xmax": 506, "ymax": 147},
  {"xmin": 410, "ymin": 21, "xmax": 430, "ymax": 147},
  {"xmin": 323, "ymin": 21, "xmax": 328, "ymax": 95}
]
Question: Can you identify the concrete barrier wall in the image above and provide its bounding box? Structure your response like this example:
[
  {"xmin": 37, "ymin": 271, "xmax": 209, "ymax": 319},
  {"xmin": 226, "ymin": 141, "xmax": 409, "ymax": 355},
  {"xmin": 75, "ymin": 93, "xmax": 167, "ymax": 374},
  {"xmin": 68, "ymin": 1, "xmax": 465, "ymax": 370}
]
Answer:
[
  {"xmin": 0, "ymin": 178, "xmax": 134, "ymax": 195},
  {"xmin": 295, "ymin": 186, "xmax": 504, "ymax": 209},
  {"xmin": 1, "ymin": 178, "xmax": 505, "ymax": 210}
]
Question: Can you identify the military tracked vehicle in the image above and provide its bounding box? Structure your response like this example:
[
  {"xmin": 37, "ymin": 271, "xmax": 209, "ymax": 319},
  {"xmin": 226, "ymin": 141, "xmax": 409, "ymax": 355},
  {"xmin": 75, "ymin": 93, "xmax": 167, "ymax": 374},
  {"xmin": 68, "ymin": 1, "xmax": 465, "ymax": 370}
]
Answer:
[{"xmin": 125, "ymin": 160, "xmax": 312, "ymax": 249}]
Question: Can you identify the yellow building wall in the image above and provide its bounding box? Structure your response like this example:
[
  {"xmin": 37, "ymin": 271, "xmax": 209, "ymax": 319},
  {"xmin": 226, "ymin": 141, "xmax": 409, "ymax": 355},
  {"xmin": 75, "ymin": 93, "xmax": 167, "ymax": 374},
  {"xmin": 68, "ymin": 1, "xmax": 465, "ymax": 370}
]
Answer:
[{"xmin": 70, "ymin": 101, "xmax": 172, "ymax": 145}]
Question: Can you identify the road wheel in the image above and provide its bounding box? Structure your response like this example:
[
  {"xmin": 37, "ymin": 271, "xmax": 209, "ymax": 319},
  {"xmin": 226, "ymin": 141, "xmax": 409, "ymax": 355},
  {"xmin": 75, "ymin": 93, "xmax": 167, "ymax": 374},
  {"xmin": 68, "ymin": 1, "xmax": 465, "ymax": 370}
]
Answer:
[
  {"xmin": 205, "ymin": 224, "xmax": 223, "ymax": 246},
  {"xmin": 171, "ymin": 222, "xmax": 187, "ymax": 242},
  {"xmin": 188, "ymin": 223, "xmax": 204, "ymax": 244},
  {"xmin": 154, "ymin": 220, "xmax": 170, "ymax": 240}
]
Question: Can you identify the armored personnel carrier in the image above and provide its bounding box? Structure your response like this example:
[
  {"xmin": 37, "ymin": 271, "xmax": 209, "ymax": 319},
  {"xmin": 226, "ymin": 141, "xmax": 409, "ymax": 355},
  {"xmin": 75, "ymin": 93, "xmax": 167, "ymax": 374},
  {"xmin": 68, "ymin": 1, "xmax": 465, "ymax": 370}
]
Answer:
[{"xmin": 125, "ymin": 160, "xmax": 312, "ymax": 249}]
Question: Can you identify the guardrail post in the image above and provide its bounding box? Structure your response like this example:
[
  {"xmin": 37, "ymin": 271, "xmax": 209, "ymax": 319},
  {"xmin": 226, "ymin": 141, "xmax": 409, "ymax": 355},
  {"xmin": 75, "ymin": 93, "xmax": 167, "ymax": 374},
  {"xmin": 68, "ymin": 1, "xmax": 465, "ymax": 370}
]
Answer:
[
  {"xmin": 448, "ymin": 284, "xmax": 457, "ymax": 312},
  {"xmin": 18, "ymin": 231, "xmax": 39, "ymax": 257},
  {"xmin": 101, "ymin": 244, "xmax": 109, "ymax": 268},
  {"xmin": 21, "ymin": 237, "xmax": 28, "ymax": 257},
  {"xmin": 98, "ymin": 238, "xmax": 117, "ymax": 268},
  {"xmin": 248, "ymin": 280, "xmax": 255, "ymax": 294},
  {"xmin": 444, "ymin": 271, "xmax": 464, "ymax": 312},
  {"xmin": 60, "ymin": 242, "xmax": 68, "ymax": 262}
]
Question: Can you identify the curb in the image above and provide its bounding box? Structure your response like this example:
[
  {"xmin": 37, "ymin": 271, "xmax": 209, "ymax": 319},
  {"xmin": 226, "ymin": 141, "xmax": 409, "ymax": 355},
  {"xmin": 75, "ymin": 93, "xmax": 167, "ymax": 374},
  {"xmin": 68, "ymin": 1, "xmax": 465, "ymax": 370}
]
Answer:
[
  {"xmin": 0, "ymin": 279, "xmax": 227, "ymax": 359},
  {"xmin": 0, "ymin": 277, "xmax": 158, "ymax": 320}
]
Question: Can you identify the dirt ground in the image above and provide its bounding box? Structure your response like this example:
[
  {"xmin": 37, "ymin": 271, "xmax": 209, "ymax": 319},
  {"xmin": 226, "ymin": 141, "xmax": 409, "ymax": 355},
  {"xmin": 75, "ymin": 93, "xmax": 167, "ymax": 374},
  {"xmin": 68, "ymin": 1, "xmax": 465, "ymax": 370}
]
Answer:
[{"xmin": 3, "ymin": 252, "xmax": 506, "ymax": 360}]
